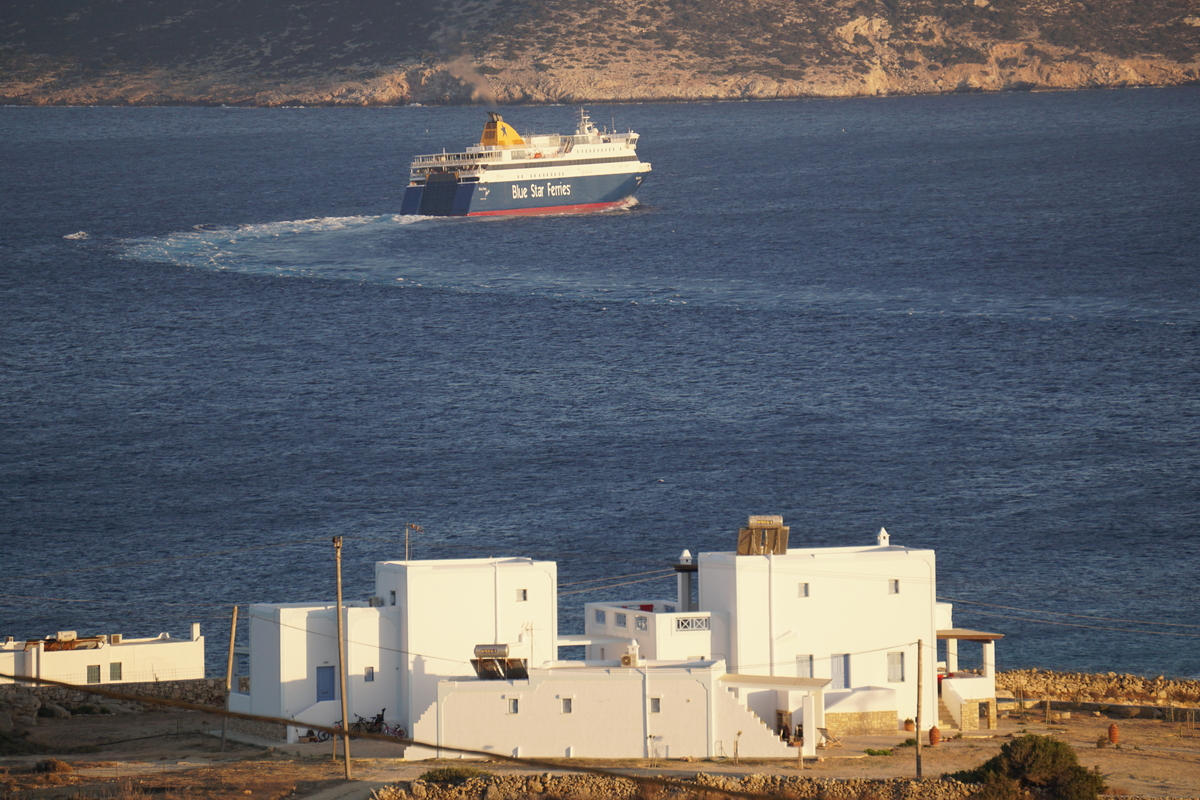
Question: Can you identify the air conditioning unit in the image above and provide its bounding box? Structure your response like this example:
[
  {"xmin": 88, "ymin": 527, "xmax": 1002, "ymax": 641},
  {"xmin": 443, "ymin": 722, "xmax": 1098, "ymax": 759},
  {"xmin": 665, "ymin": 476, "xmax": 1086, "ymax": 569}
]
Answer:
[
  {"xmin": 56, "ymin": 631, "xmax": 77, "ymax": 642},
  {"xmin": 110, "ymin": 634, "xmax": 122, "ymax": 644},
  {"xmin": 368, "ymin": 596, "xmax": 384, "ymax": 607},
  {"xmin": 620, "ymin": 652, "xmax": 639, "ymax": 668}
]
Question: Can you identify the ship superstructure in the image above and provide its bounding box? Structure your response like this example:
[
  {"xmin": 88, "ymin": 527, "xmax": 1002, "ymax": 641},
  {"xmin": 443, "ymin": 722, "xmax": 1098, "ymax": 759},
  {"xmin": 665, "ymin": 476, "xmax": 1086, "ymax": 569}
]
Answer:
[{"xmin": 400, "ymin": 109, "xmax": 651, "ymax": 216}]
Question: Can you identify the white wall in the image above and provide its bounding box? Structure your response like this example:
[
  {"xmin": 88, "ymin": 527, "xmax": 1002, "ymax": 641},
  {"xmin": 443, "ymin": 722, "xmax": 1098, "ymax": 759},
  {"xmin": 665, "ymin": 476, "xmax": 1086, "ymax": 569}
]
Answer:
[
  {"xmin": 698, "ymin": 543, "xmax": 938, "ymax": 730},
  {"xmin": 376, "ymin": 557, "xmax": 557, "ymax": 734},
  {"xmin": 0, "ymin": 632, "xmax": 204, "ymax": 686},
  {"xmin": 249, "ymin": 602, "xmax": 402, "ymax": 741},
  {"xmin": 410, "ymin": 662, "xmax": 793, "ymax": 761},
  {"xmin": 582, "ymin": 602, "xmax": 725, "ymax": 662}
]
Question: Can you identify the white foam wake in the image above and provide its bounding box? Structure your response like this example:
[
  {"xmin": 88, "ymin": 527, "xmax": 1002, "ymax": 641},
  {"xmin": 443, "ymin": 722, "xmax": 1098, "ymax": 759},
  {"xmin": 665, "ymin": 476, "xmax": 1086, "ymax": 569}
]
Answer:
[{"xmin": 122, "ymin": 214, "xmax": 433, "ymax": 276}]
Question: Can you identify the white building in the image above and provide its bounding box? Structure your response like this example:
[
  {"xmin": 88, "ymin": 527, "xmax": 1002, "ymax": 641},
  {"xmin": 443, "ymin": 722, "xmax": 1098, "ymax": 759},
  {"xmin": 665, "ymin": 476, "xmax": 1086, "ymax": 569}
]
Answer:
[
  {"xmin": 585, "ymin": 517, "xmax": 1001, "ymax": 736},
  {"xmin": 237, "ymin": 516, "xmax": 1001, "ymax": 758},
  {"xmin": 1, "ymin": 626, "xmax": 206, "ymax": 686}
]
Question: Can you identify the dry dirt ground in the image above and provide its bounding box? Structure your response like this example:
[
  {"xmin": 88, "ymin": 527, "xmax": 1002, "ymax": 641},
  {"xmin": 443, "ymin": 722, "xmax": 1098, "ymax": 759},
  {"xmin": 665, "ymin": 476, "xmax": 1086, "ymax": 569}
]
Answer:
[{"xmin": 3, "ymin": 709, "xmax": 1200, "ymax": 799}]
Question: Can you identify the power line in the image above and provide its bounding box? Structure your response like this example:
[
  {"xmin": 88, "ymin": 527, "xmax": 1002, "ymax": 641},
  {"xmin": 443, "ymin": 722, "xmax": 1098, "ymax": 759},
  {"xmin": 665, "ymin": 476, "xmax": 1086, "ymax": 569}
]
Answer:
[
  {"xmin": 0, "ymin": 592, "xmax": 235, "ymax": 608},
  {"xmin": 940, "ymin": 596, "xmax": 1200, "ymax": 629},
  {"xmin": 559, "ymin": 573, "xmax": 678, "ymax": 596},
  {"xmin": 8, "ymin": 538, "xmax": 329, "ymax": 581},
  {"xmin": 559, "ymin": 569, "xmax": 675, "ymax": 587},
  {"xmin": 953, "ymin": 608, "xmax": 1200, "ymax": 638},
  {"xmin": 0, "ymin": 671, "xmax": 790, "ymax": 800}
]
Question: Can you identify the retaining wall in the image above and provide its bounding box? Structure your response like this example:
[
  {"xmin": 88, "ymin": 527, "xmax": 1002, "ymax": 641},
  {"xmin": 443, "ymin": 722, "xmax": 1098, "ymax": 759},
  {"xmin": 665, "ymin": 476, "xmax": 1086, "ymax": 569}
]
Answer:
[{"xmin": 996, "ymin": 670, "xmax": 1200, "ymax": 707}]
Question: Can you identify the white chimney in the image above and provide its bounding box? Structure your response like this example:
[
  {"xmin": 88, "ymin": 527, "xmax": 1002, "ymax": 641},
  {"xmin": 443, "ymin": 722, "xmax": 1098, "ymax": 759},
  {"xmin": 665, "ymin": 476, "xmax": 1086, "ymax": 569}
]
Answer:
[
  {"xmin": 877, "ymin": 527, "xmax": 890, "ymax": 546},
  {"xmin": 679, "ymin": 549, "xmax": 692, "ymax": 565}
]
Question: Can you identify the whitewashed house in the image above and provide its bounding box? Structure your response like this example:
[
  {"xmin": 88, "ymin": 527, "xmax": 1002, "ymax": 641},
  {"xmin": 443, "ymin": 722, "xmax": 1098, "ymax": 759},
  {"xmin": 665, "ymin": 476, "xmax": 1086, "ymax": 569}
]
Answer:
[
  {"xmin": 586, "ymin": 517, "xmax": 1001, "ymax": 737},
  {"xmin": 1, "ymin": 626, "xmax": 205, "ymax": 686},
  {"xmin": 236, "ymin": 516, "xmax": 1001, "ymax": 758}
]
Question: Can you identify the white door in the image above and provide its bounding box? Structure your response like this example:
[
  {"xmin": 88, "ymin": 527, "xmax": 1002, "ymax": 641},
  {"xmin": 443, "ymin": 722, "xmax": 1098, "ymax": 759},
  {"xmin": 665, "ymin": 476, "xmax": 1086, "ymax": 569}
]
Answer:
[{"xmin": 831, "ymin": 654, "xmax": 850, "ymax": 689}]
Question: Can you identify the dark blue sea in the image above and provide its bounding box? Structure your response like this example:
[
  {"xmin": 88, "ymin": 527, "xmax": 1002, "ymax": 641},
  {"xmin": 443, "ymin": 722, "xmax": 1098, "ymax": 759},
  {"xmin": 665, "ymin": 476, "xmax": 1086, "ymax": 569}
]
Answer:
[{"xmin": 2, "ymin": 89, "xmax": 1198, "ymax": 680}]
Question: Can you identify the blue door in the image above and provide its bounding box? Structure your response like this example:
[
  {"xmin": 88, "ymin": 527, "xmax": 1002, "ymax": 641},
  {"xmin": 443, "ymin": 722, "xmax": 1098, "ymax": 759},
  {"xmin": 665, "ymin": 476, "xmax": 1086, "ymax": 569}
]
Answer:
[{"xmin": 316, "ymin": 666, "xmax": 336, "ymax": 702}]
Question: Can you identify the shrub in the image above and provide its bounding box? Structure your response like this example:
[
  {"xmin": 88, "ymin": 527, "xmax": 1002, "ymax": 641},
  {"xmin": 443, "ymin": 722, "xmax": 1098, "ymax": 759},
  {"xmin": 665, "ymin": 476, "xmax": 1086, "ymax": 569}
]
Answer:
[
  {"xmin": 949, "ymin": 734, "xmax": 1106, "ymax": 800},
  {"xmin": 418, "ymin": 766, "xmax": 492, "ymax": 784}
]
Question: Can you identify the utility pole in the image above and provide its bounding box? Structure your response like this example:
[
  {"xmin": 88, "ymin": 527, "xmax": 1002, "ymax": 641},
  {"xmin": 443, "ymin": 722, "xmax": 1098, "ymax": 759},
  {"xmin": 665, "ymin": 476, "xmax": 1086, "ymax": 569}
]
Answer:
[
  {"xmin": 405, "ymin": 523, "xmax": 423, "ymax": 561},
  {"xmin": 220, "ymin": 606, "xmax": 238, "ymax": 752},
  {"xmin": 916, "ymin": 638, "xmax": 924, "ymax": 779},
  {"xmin": 334, "ymin": 537, "xmax": 351, "ymax": 779}
]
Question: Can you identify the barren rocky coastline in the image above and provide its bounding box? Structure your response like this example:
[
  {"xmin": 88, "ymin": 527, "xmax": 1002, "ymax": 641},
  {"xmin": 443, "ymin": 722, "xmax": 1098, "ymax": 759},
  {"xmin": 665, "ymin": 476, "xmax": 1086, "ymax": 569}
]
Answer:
[{"xmin": 2, "ymin": 0, "xmax": 1198, "ymax": 105}]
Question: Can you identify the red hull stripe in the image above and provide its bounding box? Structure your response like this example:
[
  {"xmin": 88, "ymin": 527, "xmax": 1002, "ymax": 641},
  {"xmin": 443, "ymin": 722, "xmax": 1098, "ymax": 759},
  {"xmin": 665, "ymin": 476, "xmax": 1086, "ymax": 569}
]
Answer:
[{"xmin": 467, "ymin": 201, "xmax": 627, "ymax": 217}]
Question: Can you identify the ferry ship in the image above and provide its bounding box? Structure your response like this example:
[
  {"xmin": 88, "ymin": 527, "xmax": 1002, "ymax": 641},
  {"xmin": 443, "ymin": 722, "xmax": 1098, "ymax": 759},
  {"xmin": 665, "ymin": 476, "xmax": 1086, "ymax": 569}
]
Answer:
[{"xmin": 400, "ymin": 109, "xmax": 651, "ymax": 216}]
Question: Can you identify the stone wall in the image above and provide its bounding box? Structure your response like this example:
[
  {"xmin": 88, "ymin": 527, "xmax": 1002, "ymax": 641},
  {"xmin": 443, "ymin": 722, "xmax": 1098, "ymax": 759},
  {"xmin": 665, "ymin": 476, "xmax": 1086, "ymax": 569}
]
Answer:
[
  {"xmin": 0, "ymin": 678, "xmax": 225, "ymax": 727},
  {"xmin": 997, "ymin": 670, "xmax": 1200, "ymax": 707},
  {"xmin": 375, "ymin": 772, "xmax": 974, "ymax": 800},
  {"xmin": 824, "ymin": 710, "xmax": 898, "ymax": 736}
]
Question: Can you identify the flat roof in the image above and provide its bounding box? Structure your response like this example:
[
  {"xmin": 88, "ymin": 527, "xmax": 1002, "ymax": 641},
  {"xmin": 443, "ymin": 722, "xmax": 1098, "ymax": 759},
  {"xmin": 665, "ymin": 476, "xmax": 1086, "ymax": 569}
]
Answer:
[
  {"xmin": 557, "ymin": 634, "xmax": 636, "ymax": 647},
  {"xmin": 719, "ymin": 673, "xmax": 831, "ymax": 689},
  {"xmin": 938, "ymin": 628, "xmax": 1005, "ymax": 641}
]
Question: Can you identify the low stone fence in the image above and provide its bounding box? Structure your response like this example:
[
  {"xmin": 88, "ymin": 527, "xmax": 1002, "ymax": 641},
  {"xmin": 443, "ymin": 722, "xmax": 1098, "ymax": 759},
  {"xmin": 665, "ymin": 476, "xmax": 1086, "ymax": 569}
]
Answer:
[
  {"xmin": 374, "ymin": 773, "xmax": 975, "ymax": 800},
  {"xmin": 996, "ymin": 670, "xmax": 1200, "ymax": 708},
  {"xmin": 0, "ymin": 678, "xmax": 225, "ymax": 726}
]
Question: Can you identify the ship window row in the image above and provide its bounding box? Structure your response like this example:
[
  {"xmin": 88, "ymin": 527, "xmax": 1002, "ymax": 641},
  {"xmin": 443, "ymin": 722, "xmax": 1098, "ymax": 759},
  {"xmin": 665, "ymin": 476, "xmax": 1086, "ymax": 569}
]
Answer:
[{"xmin": 487, "ymin": 155, "xmax": 639, "ymax": 172}]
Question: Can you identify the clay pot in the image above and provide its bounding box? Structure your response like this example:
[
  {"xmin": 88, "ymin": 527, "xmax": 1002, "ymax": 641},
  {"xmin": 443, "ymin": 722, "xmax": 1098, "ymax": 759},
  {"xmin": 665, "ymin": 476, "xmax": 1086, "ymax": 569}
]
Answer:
[
  {"xmin": 1108, "ymin": 723, "xmax": 1119, "ymax": 745},
  {"xmin": 929, "ymin": 726, "xmax": 941, "ymax": 746},
  {"xmin": 903, "ymin": 720, "xmax": 915, "ymax": 732}
]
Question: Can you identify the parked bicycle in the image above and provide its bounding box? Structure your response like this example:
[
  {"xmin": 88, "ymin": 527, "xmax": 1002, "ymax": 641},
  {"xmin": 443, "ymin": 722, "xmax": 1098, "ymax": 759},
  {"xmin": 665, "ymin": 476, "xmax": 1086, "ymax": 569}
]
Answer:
[
  {"xmin": 351, "ymin": 711, "xmax": 385, "ymax": 735},
  {"xmin": 315, "ymin": 720, "xmax": 342, "ymax": 742}
]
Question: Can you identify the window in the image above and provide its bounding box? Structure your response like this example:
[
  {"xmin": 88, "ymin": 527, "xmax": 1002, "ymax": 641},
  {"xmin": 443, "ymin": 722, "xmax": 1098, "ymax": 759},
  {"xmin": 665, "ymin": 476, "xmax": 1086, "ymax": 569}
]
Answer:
[
  {"xmin": 796, "ymin": 655, "xmax": 813, "ymax": 678},
  {"xmin": 636, "ymin": 616, "xmax": 649, "ymax": 631},
  {"xmin": 389, "ymin": 590, "xmax": 396, "ymax": 606},
  {"xmin": 561, "ymin": 698, "xmax": 573, "ymax": 714},
  {"xmin": 889, "ymin": 579, "xmax": 900, "ymax": 594},
  {"xmin": 675, "ymin": 617, "xmax": 710, "ymax": 631},
  {"xmin": 615, "ymin": 612, "xmax": 627, "ymax": 627},
  {"xmin": 649, "ymin": 697, "xmax": 661, "ymax": 713},
  {"xmin": 831, "ymin": 654, "xmax": 850, "ymax": 690},
  {"xmin": 365, "ymin": 666, "xmax": 375, "ymax": 682},
  {"xmin": 508, "ymin": 698, "xmax": 519, "ymax": 714},
  {"xmin": 316, "ymin": 665, "xmax": 336, "ymax": 702},
  {"xmin": 595, "ymin": 609, "xmax": 606, "ymax": 625},
  {"xmin": 517, "ymin": 588, "xmax": 528, "ymax": 602},
  {"xmin": 109, "ymin": 662, "xmax": 123, "ymax": 681},
  {"xmin": 799, "ymin": 582, "xmax": 810, "ymax": 598},
  {"xmin": 87, "ymin": 665, "xmax": 101, "ymax": 684},
  {"xmin": 888, "ymin": 652, "xmax": 905, "ymax": 682}
]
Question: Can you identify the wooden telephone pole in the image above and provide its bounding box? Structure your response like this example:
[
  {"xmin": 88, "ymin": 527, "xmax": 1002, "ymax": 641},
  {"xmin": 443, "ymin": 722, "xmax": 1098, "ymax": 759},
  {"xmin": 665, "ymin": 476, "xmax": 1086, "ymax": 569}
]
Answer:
[
  {"xmin": 334, "ymin": 537, "xmax": 351, "ymax": 779},
  {"xmin": 220, "ymin": 606, "xmax": 238, "ymax": 752},
  {"xmin": 405, "ymin": 523, "xmax": 423, "ymax": 561},
  {"xmin": 916, "ymin": 638, "xmax": 924, "ymax": 778}
]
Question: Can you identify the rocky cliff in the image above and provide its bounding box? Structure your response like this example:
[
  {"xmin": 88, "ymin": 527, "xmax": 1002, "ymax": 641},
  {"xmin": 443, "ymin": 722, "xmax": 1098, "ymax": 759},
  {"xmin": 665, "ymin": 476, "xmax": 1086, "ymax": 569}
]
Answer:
[{"xmin": 1, "ymin": 0, "xmax": 1197, "ymax": 105}]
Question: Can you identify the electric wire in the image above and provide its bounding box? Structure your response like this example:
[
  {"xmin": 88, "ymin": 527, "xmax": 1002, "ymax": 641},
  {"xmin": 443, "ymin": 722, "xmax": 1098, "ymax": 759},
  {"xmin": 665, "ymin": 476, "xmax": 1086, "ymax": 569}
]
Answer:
[
  {"xmin": 940, "ymin": 596, "xmax": 1200, "ymax": 629},
  {"xmin": 0, "ymin": 671, "xmax": 809, "ymax": 800}
]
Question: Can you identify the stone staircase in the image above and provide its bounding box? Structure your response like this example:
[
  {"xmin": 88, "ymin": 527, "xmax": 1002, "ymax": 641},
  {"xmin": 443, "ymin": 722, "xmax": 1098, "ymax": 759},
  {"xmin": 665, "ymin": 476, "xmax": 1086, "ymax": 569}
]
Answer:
[{"xmin": 937, "ymin": 698, "xmax": 958, "ymax": 731}]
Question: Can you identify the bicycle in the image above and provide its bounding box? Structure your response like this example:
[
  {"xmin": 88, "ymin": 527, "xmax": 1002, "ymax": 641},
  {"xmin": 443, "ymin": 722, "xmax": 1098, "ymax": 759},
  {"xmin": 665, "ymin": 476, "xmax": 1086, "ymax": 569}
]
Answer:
[
  {"xmin": 382, "ymin": 721, "xmax": 407, "ymax": 739},
  {"xmin": 315, "ymin": 720, "xmax": 342, "ymax": 743},
  {"xmin": 351, "ymin": 712, "xmax": 383, "ymax": 736}
]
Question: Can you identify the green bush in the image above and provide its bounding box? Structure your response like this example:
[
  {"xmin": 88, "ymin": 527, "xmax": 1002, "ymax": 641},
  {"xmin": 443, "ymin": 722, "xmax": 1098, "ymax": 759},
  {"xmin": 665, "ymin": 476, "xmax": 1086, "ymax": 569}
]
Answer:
[
  {"xmin": 418, "ymin": 766, "xmax": 493, "ymax": 784},
  {"xmin": 949, "ymin": 734, "xmax": 1106, "ymax": 800}
]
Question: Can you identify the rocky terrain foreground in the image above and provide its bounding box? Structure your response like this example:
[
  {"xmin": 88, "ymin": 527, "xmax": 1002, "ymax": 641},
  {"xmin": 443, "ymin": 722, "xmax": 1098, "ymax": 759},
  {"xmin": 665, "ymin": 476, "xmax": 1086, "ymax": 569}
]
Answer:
[{"xmin": 1, "ymin": 0, "xmax": 1198, "ymax": 105}]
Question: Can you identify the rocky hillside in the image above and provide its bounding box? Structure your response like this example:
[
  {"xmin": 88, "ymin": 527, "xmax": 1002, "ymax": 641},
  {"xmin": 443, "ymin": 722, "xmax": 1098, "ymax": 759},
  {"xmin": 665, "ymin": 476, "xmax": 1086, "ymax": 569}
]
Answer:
[{"xmin": 1, "ymin": 0, "xmax": 1197, "ymax": 104}]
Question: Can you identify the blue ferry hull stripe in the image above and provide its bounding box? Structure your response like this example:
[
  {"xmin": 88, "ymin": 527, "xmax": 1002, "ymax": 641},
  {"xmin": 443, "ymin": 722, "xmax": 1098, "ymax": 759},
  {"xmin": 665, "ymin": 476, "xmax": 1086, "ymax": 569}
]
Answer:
[{"xmin": 403, "ymin": 172, "xmax": 645, "ymax": 217}]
